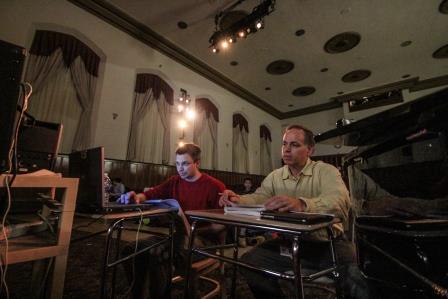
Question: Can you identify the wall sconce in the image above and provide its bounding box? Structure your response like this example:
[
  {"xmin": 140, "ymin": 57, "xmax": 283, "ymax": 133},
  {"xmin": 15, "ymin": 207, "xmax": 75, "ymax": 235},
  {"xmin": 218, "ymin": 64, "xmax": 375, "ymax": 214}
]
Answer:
[{"xmin": 177, "ymin": 88, "xmax": 196, "ymax": 145}]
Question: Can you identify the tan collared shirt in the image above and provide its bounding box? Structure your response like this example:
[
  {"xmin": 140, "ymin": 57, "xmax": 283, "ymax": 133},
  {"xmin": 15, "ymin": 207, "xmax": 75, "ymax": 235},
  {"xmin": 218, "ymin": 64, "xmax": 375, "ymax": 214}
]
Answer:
[{"xmin": 240, "ymin": 159, "xmax": 351, "ymax": 238}]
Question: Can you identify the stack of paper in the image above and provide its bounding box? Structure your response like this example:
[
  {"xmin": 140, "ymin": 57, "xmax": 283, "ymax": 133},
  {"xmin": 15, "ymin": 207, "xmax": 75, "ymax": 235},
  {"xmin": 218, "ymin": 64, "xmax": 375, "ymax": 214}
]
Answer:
[{"xmin": 224, "ymin": 204, "xmax": 266, "ymax": 216}]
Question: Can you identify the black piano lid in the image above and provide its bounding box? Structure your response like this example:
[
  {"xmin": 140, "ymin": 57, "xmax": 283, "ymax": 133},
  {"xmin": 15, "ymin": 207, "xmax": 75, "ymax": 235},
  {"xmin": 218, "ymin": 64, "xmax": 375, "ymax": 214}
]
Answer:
[{"xmin": 315, "ymin": 88, "xmax": 448, "ymax": 162}]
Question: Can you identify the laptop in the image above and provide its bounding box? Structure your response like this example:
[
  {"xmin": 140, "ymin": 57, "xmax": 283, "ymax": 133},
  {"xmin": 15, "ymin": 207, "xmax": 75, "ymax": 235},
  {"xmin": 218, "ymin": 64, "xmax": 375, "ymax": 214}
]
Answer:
[
  {"xmin": 260, "ymin": 210, "xmax": 334, "ymax": 224},
  {"xmin": 68, "ymin": 147, "xmax": 152, "ymax": 213}
]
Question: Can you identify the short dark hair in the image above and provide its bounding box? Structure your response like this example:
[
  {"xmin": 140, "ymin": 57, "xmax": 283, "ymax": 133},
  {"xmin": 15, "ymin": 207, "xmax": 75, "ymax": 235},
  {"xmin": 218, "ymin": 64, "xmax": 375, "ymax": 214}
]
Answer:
[
  {"xmin": 175, "ymin": 143, "xmax": 201, "ymax": 162},
  {"xmin": 285, "ymin": 124, "xmax": 315, "ymax": 147},
  {"xmin": 243, "ymin": 177, "xmax": 252, "ymax": 182}
]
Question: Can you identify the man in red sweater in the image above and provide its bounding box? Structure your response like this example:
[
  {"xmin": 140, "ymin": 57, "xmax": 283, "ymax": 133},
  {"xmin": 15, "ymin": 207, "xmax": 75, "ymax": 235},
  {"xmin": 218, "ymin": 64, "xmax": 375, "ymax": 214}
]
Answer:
[
  {"xmin": 121, "ymin": 143, "xmax": 225, "ymax": 211},
  {"xmin": 120, "ymin": 143, "xmax": 225, "ymax": 299}
]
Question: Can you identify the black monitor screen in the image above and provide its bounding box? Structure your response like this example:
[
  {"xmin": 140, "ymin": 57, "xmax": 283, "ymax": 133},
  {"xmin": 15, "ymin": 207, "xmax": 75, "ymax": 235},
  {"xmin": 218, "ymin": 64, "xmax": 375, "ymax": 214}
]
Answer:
[
  {"xmin": 17, "ymin": 119, "xmax": 62, "ymax": 172},
  {"xmin": 68, "ymin": 147, "xmax": 105, "ymax": 212}
]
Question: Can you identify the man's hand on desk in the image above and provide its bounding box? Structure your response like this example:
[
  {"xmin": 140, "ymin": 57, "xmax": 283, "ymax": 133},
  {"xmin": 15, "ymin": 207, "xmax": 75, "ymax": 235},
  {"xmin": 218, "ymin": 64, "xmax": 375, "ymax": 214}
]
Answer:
[
  {"xmin": 218, "ymin": 190, "xmax": 241, "ymax": 207},
  {"xmin": 264, "ymin": 195, "xmax": 305, "ymax": 212},
  {"xmin": 117, "ymin": 191, "xmax": 146, "ymax": 204}
]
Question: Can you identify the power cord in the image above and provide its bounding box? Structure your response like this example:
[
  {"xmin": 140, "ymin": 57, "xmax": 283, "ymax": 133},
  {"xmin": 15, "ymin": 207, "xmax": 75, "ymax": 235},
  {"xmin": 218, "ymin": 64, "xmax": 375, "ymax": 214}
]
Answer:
[
  {"xmin": 0, "ymin": 82, "xmax": 32, "ymax": 299},
  {"xmin": 0, "ymin": 176, "xmax": 12, "ymax": 299},
  {"xmin": 118, "ymin": 208, "xmax": 144, "ymax": 299},
  {"xmin": 72, "ymin": 213, "xmax": 107, "ymax": 230}
]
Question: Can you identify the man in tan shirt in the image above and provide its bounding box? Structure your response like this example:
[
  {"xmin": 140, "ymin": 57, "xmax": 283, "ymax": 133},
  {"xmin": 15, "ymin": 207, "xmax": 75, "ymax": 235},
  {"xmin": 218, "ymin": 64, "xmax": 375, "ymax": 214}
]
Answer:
[{"xmin": 220, "ymin": 125, "xmax": 374, "ymax": 299}]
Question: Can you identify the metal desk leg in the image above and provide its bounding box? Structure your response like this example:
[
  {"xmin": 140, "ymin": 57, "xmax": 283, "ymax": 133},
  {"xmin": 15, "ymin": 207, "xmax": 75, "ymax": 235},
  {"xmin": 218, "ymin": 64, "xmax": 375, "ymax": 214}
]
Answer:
[
  {"xmin": 184, "ymin": 220, "xmax": 197, "ymax": 299},
  {"xmin": 231, "ymin": 226, "xmax": 239, "ymax": 299},
  {"xmin": 101, "ymin": 220, "xmax": 117, "ymax": 299},
  {"xmin": 111, "ymin": 224, "xmax": 123, "ymax": 299},
  {"xmin": 292, "ymin": 236, "xmax": 304, "ymax": 299},
  {"xmin": 166, "ymin": 213, "xmax": 175, "ymax": 298},
  {"xmin": 326, "ymin": 226, "xmax": 341, "ymax": 298}
]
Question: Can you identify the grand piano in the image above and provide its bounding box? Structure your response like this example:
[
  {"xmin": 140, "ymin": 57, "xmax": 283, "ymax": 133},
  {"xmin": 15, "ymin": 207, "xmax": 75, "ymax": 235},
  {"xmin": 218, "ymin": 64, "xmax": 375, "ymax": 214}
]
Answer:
[{"xmin": 316, "ymin": 88, "xmax": 448, "ymax": 299}]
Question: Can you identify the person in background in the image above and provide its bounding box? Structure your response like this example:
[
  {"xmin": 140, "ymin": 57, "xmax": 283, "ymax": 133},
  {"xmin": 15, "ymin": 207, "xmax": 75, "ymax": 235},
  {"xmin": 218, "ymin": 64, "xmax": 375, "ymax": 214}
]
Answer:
[
  {"xmin": 235, "ymin": 177, "xmax": 258, "ymax": 247},
  {"xmin": 118, "ymin": 143, "xmax": 226, "ymax": 299},
  {"xmin": 110, "ymin": 177, "xmax": 126, "ymax": 199},
  {"xmin": 220, "ymin": 124, "xmax": 376, "ymax": 299},
  {"xmin": 240, "ymin": 177, "xmax": 256, "ymax": 194}
]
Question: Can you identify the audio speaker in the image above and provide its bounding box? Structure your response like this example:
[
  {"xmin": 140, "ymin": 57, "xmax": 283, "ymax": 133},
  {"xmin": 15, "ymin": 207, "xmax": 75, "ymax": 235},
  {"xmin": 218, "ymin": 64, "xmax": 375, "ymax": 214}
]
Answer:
[{"xmin": 0, "ymin": 40, "xmax": 26, "ymax": 173}]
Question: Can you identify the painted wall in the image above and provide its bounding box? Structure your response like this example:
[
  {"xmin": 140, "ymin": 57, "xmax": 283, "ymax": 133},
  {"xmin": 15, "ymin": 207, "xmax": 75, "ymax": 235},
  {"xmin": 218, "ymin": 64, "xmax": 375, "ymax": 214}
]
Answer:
[
  {"xmin": 281, "ymin": 108, "xmax": 344, "ymax": 136},
  {"xmin": 0, "ymin": 0, "xmax": 283, "ymax": 174}
]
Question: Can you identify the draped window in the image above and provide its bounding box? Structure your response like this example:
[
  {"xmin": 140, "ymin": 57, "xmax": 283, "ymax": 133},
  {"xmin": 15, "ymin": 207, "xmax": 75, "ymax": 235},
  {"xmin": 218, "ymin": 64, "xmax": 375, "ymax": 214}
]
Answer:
[
  {"xmin": 260, "ymin": 125, "xmax": 273, "ymax": 175},
  {"xmin": 232, "ymin": 113, "xmax": 249, "ymax": 173},
  {"xmin": 25, "ymin": 30, "xmax": 100, "ymax": 153},
  {"xmin": 194, "ymin": 98, "xmax": 219, "ymax": 169},
  {"xmin": 127, "ymin": 74, "xmax": 173, "ymax": 164}
]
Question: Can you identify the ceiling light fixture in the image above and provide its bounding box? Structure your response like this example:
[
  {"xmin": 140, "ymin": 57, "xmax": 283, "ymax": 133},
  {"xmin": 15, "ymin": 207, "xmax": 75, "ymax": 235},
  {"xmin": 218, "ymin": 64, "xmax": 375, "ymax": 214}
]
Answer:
[{"xmin": 209, "ymin": 0, "xmax": 276, "ymax": 53}]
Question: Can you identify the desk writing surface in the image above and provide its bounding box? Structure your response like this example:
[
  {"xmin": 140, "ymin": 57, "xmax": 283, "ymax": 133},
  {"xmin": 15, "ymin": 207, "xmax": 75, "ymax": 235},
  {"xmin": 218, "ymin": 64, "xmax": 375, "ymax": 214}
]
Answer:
[
  {"xmin": 76, "ymin": 207, "xmax": 176, "ymax": 220},
  {"xmin": 186, "ymin": 209, "xmax": 337, "ymax": 233}
]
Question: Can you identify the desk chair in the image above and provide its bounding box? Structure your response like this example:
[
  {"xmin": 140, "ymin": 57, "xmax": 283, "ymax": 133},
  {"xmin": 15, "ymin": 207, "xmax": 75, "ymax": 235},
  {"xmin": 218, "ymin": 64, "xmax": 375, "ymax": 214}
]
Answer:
[
  {"xmin": 172, "ymin": 257, "xmax": 222, "ymax": 299},
  {"xmin": 175, "ymin": 223, "xmax": 227, "ymax": 299},
  {"xmin": 289, "ymin": 227, "xmax": 344, "ymax": 299}
]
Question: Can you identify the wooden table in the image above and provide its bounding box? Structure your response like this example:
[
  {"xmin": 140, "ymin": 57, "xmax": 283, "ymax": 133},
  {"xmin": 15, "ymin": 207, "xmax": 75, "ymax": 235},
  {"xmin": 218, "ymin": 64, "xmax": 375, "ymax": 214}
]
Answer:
[{"xmin": 0, "ymin": 174, "xmax": 78, "ymax": 299}]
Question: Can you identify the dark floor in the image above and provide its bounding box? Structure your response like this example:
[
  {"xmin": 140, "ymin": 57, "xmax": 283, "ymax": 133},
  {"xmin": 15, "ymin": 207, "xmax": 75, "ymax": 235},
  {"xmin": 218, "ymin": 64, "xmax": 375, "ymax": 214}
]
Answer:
[
  {"xmin": 5, "ymin": 230, "xmax": 254, "ymax": 299},
  {"xmin": 5, "ymin": 230, "xmax": 337, "ymax": 299}
]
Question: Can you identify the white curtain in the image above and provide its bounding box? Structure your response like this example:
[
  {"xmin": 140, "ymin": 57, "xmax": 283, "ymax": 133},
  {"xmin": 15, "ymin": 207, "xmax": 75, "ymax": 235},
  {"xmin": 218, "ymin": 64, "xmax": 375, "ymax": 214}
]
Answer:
[
  {"xmin": 69, "ymin": 57, "xmax": 97, "ymax": 150},
  {"xmin": 26, "ymin": 50, "xmax": 82, "ymax": 153},
  {"xmin": 24, "ymin": 33, "xmax": 99, "ymax": 153},
  {"xmin": 208, "ymin": 116, "xmax": 218, "ymax": 168},
  {"xmin": 232, "ymin": 125, "xmax": 249, "ymax": 173},
  {"xmin": 127, "ymin": 88, "xmax": 170, "ymax": 164},
  {"xmin": 193, "ymin": 110, "xmax": 218, "ymax": 169},
  {"xmin": 156, "ymin": 92, "xmax": 171, "ymax": 164},
  {"xmin": 260, "ymin": 136, "xmax": 273, "ymax": 175}
]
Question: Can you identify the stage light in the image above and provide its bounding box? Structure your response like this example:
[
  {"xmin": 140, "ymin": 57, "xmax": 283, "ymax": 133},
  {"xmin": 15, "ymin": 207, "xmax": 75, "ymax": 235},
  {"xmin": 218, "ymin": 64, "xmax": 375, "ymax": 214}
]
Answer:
[
  {"xmin": 178, "ymin": 141, "xmax": 185, "ymax": 147},
  {"xmin": 221, "ymin": 40, "xmax": 229, "ymax": 49},
  {"xmin": 209, "ymin": 0, "xmax": 275, "ymax": 54}
]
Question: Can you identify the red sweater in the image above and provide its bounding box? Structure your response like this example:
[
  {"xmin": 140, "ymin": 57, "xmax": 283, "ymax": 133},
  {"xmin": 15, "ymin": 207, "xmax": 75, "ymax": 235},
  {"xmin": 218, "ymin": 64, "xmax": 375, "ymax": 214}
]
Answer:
[{"xmin": 143, "ymin": 174, "xmax": 225, "ymax": 211}]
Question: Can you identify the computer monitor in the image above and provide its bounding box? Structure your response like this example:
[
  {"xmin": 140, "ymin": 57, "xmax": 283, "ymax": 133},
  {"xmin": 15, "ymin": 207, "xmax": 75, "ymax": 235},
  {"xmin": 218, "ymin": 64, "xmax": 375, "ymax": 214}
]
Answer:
[
  {"xmin": 17, "ymin": 118, "xmax": 63, "ymax": 172},
  {"xmin": 0, "ymin": 40, "xmax": 26, "ymax": 173},
  {"xmin": 68, "ymin": 147, "xmax": 106, "ymax": 212}
]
